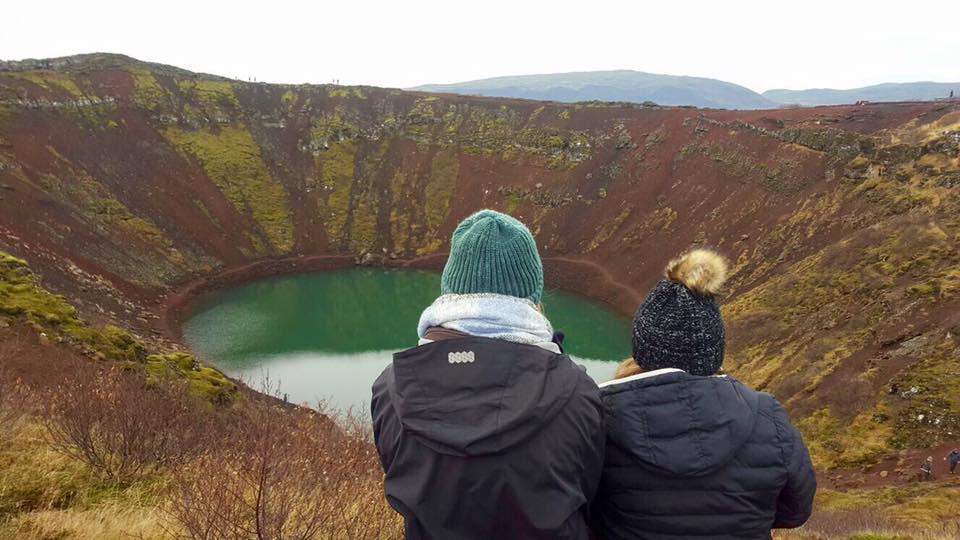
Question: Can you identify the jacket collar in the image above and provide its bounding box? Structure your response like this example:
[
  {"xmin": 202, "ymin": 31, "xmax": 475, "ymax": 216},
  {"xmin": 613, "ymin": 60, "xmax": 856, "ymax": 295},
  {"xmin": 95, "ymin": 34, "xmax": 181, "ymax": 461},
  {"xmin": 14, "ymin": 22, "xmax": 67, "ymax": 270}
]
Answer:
[
  {"xmin": 598, "ymin": 367, "xmax": 684, "ymax": 388},
  {"xmin": 418, "ymin": 335, "xmax": 561, "ymax": 354},
  {"xmin": 599, "ymin": 368, "xmax": 729, "ymax": 388}
]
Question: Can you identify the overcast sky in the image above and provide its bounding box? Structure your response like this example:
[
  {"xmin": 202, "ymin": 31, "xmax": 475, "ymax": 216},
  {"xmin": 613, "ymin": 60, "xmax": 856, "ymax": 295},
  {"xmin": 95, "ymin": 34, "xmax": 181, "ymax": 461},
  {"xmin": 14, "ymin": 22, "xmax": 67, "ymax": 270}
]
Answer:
[{"xmin": 2, "ymin": 0, "xmax": 957, "ymax": 92}]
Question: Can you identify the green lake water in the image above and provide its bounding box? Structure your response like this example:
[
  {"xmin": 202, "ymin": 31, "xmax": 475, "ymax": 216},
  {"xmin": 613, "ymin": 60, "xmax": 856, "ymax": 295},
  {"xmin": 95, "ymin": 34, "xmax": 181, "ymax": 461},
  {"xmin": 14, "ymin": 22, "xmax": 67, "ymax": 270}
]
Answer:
[{"xmin": 182, "ymin": 268, "xmax": 631, "ymax": 411}]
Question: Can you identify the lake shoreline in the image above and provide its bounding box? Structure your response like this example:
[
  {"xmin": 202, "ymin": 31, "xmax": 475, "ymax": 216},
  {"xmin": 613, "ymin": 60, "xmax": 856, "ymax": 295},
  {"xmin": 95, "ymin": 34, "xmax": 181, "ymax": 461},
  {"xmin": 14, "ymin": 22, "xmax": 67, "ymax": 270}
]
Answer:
[
  {"xmin": 179, "ymin": 268, "xmax": 631, "ymax": 411},
  {"xmin": 162, "ymin": 253, "xmax": 644, "ymax": 342}
]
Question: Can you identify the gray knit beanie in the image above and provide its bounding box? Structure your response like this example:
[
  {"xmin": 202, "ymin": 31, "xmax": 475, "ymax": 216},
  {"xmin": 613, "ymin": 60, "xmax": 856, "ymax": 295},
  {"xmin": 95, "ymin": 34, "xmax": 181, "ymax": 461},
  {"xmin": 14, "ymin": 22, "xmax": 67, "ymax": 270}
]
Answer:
[{"xmin": 632, "ymin": 249, "xmax": 729, "ymax": 376}]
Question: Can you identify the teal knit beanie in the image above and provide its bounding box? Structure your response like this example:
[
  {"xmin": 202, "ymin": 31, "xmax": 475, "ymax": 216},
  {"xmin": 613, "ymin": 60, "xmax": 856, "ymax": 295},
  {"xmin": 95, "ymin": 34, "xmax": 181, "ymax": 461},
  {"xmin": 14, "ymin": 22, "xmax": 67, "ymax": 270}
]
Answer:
[{"xmin": 441, "ymin": 210, "xmax": 544, "ymax": 303}]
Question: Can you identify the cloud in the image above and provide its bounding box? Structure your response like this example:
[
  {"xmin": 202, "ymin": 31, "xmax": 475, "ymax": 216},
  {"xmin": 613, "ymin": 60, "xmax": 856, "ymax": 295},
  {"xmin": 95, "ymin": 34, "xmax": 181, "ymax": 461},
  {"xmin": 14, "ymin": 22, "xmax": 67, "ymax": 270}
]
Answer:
[{"xmin": 4, "ymin": 0, "xmax": 958, "ymax": 91}]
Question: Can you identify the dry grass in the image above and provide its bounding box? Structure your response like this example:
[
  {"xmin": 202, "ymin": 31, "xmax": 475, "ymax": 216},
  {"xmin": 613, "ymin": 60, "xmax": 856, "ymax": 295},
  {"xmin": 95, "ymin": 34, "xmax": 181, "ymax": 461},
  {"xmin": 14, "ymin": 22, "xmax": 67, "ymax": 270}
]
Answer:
[
  {"xmin": 0, "ymin": 421, "xmax": 167, "ymax": 537},
  {"xmin": 776, "ymin": 527, "xmax": 959, "ymax": 539},
  {"xmin": 0, "ymin": 342, "xmax": 27, "ymax": 442},
  {"xmin": 1, "ymin": 502, "xmax": 167, "ymax": 539},
  {"xmin": 775, "ymin": 506, "xmax": 960, "ymax": 539}
]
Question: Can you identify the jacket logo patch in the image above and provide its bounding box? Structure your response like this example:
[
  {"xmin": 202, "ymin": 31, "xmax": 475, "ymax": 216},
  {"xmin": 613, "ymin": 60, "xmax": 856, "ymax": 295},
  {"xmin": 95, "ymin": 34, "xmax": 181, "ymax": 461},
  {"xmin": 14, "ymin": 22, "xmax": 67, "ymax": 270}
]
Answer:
[{"xmin": 448, "ymin": 351, "xmax": 475, "ymax": 364}]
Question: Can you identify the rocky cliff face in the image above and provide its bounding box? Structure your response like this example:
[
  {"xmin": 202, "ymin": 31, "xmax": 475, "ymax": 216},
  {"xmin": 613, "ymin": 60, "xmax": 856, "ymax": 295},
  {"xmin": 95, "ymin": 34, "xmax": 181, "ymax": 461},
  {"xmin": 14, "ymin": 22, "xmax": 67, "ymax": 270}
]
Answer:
[{"xmin": 1, "ymin": 53, "xmax": 958, "ymax": 471}]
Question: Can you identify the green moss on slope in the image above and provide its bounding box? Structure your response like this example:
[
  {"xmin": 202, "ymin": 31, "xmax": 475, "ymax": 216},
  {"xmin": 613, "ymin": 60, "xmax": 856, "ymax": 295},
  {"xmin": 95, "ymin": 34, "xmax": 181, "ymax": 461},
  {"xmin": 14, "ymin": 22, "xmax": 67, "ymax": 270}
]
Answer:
[
  {"xmin": 164, "ymin": 126, "xmax": 293, "ymax": 253},
  {"xmin": 0, "ymin": 253, "xmax": 78, "ymax": 326},
  {"xmin": 587, "ymin": 206, "xmax": 632, "ymax": 252},
  {"xmin": 396, "ymin": 101, "xmax": 593, "ymax": 167},
  {"xmin": 327, "ymin": 86, "xmax": 367, "ymax": 99},
  {"xmin": 389, "ymin": 171, "xmax": 412, "ymax": 253},
  {"xmin": 311, "ymin": 112, "xmax": 359, "ymax": 144},
  {"xmin": 346, "ymin": 141, "xmax": 391, "ymax": 253},
  {"xmin": 425, "ymin": 148, "xmax": 459, "ymax": 234},
  {"xmin": 316, "ymin": 141, "xmax": 358, "ymax": 247},
  {"xmin": 8, "ymin": 72, "xmax": 84, "ymax": 97},
  {"xmin": 0, "ymin": 251, "xmax": 127, "ymax": 359},
  {"xmin": 796, "ymin": 406, "xmax": 895, "ymax": 470},
  {"xmin": 130, "ymin": 71, "xmax": 168, "ymax": 110},
  {"xmin": 0, "ymin": 251, "xmax": 235, "ymax": 401},
  {"xmin": 34, "ymin": 163, "xmax": 181, "ymax": 268},
  {"xmin": 175, "ymin": 79, "xmax": 239, "ymax": 110},
  {"xmin": 145, "ymin": 353, "xmax": 236, "ymax": 403}
]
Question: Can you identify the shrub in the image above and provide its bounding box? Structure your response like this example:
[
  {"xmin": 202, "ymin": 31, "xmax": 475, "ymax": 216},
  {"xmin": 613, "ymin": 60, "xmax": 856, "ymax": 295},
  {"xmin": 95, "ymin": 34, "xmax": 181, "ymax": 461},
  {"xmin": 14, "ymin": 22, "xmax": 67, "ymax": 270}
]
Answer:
[
  {"xmin": 0, "ymin": 342, "xmax": 27, "ymax": 439},
  {"xmin": 41, "ymin": 364, "xmax": 212, "ymax": 483},
  {"xmin": 166, "ymin": 403, "xmax": 401, "ymax": 539}
]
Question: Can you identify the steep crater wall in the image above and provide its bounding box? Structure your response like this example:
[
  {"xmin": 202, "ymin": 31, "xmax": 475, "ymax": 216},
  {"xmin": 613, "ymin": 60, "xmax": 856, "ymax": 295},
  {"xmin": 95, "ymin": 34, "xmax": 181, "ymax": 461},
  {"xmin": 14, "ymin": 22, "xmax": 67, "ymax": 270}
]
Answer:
[{"xmin": 2, "ymin": 55, "xmax": 959, "ymax": 471}]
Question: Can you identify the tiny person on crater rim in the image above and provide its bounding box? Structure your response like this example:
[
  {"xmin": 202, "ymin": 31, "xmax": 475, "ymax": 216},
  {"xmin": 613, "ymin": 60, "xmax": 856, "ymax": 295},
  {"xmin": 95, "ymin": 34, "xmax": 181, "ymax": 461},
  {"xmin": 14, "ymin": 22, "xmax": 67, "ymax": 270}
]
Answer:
[{"xmin": 371, "ymin": 209, "xmax": 604, "ymax": 539}]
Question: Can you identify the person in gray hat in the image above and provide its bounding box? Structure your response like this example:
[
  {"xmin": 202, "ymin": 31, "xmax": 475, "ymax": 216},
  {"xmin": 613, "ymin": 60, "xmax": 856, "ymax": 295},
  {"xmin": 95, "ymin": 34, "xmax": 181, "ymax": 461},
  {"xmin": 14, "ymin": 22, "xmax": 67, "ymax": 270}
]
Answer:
[{"xmin": 592, "ymin": 249, "xmax": 816, "ymax": 539}]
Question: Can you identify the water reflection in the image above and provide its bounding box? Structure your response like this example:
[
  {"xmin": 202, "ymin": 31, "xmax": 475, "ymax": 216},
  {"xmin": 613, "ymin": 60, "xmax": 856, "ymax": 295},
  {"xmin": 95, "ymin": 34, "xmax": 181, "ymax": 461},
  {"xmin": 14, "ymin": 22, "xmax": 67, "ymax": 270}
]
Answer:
[
  {"xmin": 226, "ymin": 351, "xmax": 619, "ymax": 412},
  {"xmin": 183, "ymin": 269, "xmax": 630, "ymax": 413}
]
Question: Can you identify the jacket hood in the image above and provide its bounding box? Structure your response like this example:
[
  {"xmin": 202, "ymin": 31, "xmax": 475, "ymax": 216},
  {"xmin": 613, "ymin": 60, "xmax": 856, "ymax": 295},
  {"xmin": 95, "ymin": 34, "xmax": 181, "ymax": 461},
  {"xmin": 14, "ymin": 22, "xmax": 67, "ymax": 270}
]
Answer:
[
  {"xmin": 601, "ymin": 369, "xmax": 760, "ymax": 477},
  {"xmin": 386, "ymin": 336, "xmax": 583, "ymax": 456}
]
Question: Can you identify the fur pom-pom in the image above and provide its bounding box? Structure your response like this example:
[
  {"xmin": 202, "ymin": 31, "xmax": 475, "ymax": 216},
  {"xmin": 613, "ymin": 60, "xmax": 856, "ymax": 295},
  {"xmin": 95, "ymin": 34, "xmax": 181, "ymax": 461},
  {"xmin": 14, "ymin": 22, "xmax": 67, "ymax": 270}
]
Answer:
[{"xmin": 664, "ymin": 249, "xmax": 728, "ymax": 295}]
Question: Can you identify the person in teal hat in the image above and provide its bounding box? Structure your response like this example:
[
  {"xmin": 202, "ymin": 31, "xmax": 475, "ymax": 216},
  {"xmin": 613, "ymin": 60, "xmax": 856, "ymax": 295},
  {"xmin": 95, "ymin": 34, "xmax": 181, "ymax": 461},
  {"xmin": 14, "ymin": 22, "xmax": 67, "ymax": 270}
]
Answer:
[
  {"xmin": 371, "ymin": 209, "xmax": 604, "ymax": 539},
  {"xmin": 439, "ymin": 209, "xmax": 545, "ymax": 303}
]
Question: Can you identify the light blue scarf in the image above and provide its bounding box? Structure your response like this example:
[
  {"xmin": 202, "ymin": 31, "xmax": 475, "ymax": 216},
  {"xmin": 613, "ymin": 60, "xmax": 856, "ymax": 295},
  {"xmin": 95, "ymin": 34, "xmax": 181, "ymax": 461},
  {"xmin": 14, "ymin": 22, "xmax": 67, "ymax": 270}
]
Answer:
[{"xmin": 417, "ymin": 293, "xmax": 555, "ymax": 347}]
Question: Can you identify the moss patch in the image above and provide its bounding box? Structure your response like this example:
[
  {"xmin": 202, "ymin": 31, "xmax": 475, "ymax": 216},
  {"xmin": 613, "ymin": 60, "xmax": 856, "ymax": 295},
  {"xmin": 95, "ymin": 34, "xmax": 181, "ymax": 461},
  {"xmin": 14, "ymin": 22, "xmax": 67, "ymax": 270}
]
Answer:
[
  {"xmin": 8, "ymin": 72, "xmax": 84, "ymax": 98},
  {"xmin": 129, "ymin": 71, "xmax": 168, "ymax": 110},
  {"xmin": 0, "ymin": 253, "xmax": 78, "ymax": 327},
  {"xmin": 316, "ymin": 141, "xmax": 358, "ymax": 248},
  {"xmin": 0, "ymin": 251, "xmax": 235, "ymax": 401},
  {"xmin": 310, "ymin": 111, "xmax": 360, "ymax": 146},
  {"xmin": 587, "ymin": 206, "xmax": 632, "ymax": 252},
  {"xmin": 175, "ymin": 79, "xmax": 239, "ymax": 110},
  {"xmin": 425, "ymin": 148, "xmax": 459, "ymax": 234},
  {"xmin": 388, "ymin": 171, "xmax": 413, "ymax": 253},
  {"xmin": 145, "ymin": 353, "xmax": 236, "ymax": 404},
  {"xmin": 164, "ymin": 126, "xmax": 293, "ymax": 253},
  {"xmin": 397, "ymin": 101, "xmax": 592, "ymax": 166},
  {"xmin": 796, "ymin": 407, "xmax": 895, "ymax": 470}
]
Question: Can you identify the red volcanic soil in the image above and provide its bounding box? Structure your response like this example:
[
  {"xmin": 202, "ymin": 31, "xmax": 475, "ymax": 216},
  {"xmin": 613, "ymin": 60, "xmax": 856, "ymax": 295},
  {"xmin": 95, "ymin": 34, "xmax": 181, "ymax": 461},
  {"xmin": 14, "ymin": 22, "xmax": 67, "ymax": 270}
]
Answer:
[
  {"xmin": 0, "ymin": 70, "xmax": 951, "ymax": 293},
  {"xmin": 2, "ymin": 58, "xmax": 960, "ymax": 483},
  {"xmin": 0, "ymin": 62, "xmax": 953, "ymax": 311},
  {"xmin": 0, "ymin": 62, "xmax": 955, "ymax": 350},
  {"xmin": 823, "ymin": 441, "xmax": 960, "ymax": 490}
]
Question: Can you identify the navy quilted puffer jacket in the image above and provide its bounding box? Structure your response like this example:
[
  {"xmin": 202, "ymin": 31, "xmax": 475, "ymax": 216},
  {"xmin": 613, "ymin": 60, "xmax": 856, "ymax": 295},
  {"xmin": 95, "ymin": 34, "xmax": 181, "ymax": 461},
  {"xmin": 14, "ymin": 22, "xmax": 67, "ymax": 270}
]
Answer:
[{"xmin": 592, "ymin": 369, "xmax": 815, "ymax": 540}]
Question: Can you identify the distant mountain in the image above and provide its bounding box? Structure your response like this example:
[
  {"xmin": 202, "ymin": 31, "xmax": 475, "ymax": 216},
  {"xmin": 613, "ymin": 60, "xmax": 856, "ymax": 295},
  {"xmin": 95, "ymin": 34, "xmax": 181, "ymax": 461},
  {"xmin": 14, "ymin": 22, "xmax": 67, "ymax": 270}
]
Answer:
[
  {"xmin": 763, "ymin": 82, "xmax": 960, "ymax": 106},
  {"xmin": 411, "ymin": 70, "xmax": 779, "ymax": 110}
]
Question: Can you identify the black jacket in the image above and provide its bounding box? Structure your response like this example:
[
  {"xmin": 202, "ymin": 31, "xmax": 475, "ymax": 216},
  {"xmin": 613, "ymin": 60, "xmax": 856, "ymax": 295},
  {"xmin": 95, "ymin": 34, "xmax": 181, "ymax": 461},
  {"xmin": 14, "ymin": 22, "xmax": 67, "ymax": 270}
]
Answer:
[
  {"xmin": 592, "ymin": 370, "xmax": 816, "ymax": 540},
  {"xmin": 371, "ymin": 336, "xmax": 605, "ymax": 540}
]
